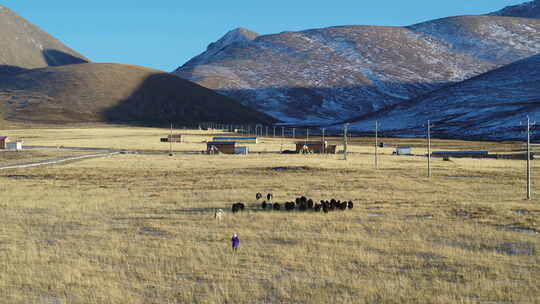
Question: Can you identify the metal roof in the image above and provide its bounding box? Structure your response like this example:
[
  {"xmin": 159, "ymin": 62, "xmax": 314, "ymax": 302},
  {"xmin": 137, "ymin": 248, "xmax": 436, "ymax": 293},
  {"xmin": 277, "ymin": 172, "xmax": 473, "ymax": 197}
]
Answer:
[{"xmin": 207, "ymin": 141, "xmax": 236, "ymax": 145}]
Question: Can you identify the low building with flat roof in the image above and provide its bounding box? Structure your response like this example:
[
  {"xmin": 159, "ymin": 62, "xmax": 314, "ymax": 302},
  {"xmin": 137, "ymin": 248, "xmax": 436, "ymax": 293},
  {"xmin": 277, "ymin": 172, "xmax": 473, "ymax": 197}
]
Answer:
[{"xmin": 207, "ymin": 141, "xmax": 236, "ymax": 154}]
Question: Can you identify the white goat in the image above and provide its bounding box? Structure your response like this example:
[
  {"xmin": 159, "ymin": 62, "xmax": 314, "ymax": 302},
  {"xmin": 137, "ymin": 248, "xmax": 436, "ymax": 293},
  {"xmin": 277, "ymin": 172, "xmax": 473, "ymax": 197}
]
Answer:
[{"xmin": 214, "ymin": 208, "xmax": 224, "ymax": 220}]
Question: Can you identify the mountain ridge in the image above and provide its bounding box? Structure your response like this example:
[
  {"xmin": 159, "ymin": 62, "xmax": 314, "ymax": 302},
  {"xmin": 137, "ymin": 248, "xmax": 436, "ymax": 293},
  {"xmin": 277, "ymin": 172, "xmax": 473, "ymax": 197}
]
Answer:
[
  {"xmin": 174, "ymin": 14, "xmax": 540, "ymax": 125},
  {"xmin": 488, "ymin": 0, "xmax": 540, "ymax": 18},
  {"xmin": 0, "ymin": 5, "xmax": 88, "ymax": 74}
]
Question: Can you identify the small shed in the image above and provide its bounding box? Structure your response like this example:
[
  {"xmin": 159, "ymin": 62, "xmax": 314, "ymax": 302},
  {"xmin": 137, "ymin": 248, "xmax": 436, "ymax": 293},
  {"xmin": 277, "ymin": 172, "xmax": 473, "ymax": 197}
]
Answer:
[
  {"xmin": 325, "ymin": 145, "xmax": 337, "ymax": 154},
  {"xmin": 167, "ymin": 134, "xmax": 183, "ymax": 142},
  {"xmin": 235, "ymin": 146, "xmax": 249, "ymax": 155},
  {"xmin": 0, "ymin": 136, "xmax": 8, "ymax": 149},
  {"xmin": 432, "ymin": 151, "xmax": 489, "ymax": 158},
  {"xmin": 395, "ymin": 146, "xmax": 412, "ymax": 155},
  {"xmin": 295, "ymin": 141, "xmax": 328, "ymax": 154},
  {"xmin": 6, "ymin": 141, "xmax": 22, "ymax": 151},
  {"xmin": 207, "ymin": 141, "xmax": 236, "ymax": 154}
]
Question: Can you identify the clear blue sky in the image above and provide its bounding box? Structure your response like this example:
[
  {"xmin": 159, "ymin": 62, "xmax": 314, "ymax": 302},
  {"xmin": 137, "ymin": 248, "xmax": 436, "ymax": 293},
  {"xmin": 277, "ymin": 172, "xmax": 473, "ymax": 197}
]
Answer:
[{"xmin": 2, "ymin": 0, "xmax": 525, "ymax": 71}]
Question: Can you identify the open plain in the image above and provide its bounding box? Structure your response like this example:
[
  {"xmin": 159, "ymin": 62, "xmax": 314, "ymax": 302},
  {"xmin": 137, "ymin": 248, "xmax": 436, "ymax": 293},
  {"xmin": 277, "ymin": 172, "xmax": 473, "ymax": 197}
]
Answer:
[{"xmin": 0, "ymin": 126, "xmax": 539, "ymax": 303}]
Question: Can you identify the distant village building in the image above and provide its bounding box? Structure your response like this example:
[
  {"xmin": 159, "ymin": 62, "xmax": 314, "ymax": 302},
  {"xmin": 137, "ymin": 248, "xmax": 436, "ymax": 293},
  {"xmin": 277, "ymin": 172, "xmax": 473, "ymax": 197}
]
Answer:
[
  {"xmin": 295, "ymin": 141, "xmax": 336, "ymax": 154},
  {"xmin": 160, "ymin": 134, "xmax": 183, "ymax": 142},
  {"xmin": 167, "ymin": 134, "xmax": 183, "ymax": 142},
  {"xmin": 207, "ymin": 141, "xmax": 236, "ymax": 154},
  {"xmin": 213, "ymin": 136, "xmax": 258, "ymax": 144},
  {"xmin": 0, "ymin": 136, "xmax": 8, "ymax": 149},
  {"xmin": 394, "ymin": 146, "xmax": 412, "ymax": 155},
  {"xmin": 234, "ymin": 146, "xmax": 249, "ymax": 155},
  {"xmin": 6, "ymin": 141, "xmax": 22, "ymax": 151},
  {"xmin": 431, "ymin": 151, "xmax": 489, "ymax": 158}
]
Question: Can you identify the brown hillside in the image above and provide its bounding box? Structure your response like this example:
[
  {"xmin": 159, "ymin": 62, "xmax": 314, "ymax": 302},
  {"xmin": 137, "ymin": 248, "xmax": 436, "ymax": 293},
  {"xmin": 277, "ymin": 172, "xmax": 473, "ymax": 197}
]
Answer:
[
  {"xmin": 0, "ymin": 63, "xmax": 275, "ymax": 124},
  {"xmin": 0, "ymin": 5, "xmax": 88, "ymax": 74}
]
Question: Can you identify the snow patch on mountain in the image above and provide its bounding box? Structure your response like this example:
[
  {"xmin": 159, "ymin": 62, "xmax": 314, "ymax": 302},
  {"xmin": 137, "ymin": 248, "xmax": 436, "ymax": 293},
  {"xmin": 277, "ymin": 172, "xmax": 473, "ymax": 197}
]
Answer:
[{"xmin": 342, "ymin": 54, "xmax": 540, "ymax": 140}]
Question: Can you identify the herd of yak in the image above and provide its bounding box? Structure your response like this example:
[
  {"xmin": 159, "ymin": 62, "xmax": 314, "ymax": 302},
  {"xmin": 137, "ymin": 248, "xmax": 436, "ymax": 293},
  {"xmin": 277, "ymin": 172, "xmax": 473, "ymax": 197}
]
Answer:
[{"xmin": 231, "ymin": 193, "xmax": 353, "ymax": 213}]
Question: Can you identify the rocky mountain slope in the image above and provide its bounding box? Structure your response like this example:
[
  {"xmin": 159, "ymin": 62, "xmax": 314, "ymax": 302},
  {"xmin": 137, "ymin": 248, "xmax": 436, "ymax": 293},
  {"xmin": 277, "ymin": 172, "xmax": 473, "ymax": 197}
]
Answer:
[
  {"xmin": 488, "ymin": 0, "xmax": 540, "ymax": 18},
  {"xmin": 342, "ymin": 54, "xmax": 540, "ymax": 140},
  {"xmin": 0, "ymin": 5, "xmax": 88, "ymax": 74},
  {"xmin": 175, "ymin": 15, "xmax": 540, "ymax": 124},
  {"xmin": 0, "ymin": 63, "xmax": 275, "ymax": 124}
]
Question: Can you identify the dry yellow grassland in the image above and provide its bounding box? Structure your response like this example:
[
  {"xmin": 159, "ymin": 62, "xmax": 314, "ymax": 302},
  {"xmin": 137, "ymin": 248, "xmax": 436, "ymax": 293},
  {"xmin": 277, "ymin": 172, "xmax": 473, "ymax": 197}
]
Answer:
[{"xmin": 0, "ymin": 126, "xmax": 538, "ymax": 303}]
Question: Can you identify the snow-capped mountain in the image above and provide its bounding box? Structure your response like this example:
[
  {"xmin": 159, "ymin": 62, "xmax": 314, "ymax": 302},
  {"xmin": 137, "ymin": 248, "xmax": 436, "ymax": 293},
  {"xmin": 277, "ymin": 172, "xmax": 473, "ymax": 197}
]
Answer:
[
  {"xmin": 0, "ymin": 5, "xmax": 88, "ymax": 74},
  {"xmin": 488, "ymin": 0, "xmax": 540, "ymax": 18},
  {"xmin": 342, "ymin": 54, "xmax": 540, "ymax": 141},
  {"xmin": 174, "ymin": 15, "xmax": 540, "ymax": 125}
]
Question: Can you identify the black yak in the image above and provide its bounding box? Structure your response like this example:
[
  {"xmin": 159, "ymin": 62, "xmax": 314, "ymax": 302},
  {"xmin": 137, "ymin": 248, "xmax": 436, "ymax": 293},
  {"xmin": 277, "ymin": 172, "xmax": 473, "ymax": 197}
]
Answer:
[
  {"xmin": 285, "ymin": 202, "xmax": 295, "ymax": 211},
  {"xmin": 232, "ymin": 202, "xmax": 245, "ymax": 213}
]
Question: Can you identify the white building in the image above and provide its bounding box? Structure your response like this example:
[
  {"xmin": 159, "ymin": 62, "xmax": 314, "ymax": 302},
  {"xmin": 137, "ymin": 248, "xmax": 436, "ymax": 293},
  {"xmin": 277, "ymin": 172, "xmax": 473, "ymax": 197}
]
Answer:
[{"xmin": 6, "ymin": 141, "xmax": 22, "ymax": 151}]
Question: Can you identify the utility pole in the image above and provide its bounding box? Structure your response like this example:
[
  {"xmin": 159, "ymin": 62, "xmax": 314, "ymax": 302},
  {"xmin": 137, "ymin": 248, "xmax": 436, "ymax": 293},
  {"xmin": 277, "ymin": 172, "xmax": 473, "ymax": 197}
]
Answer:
[
  {"xmin": 527, "ymin": 116, "xmax": 532, "ymax": 200},
  {"xmin": 169, "ymin": 122, "xmax": 173, "ymax": 155},
  {"xmin": 375, "ymin": 121, "xmax": 379, "ymax": 169},
  {"xmin": 343, "ymin": 123, "xmax": 349, "ymax": 160},
  {"xmin": 280, "ymin": 127, "xmax": 284, "ymax": 153},
  {"xmin": 306, "ymin": 128, "xmax": 309, "ymax": 143},
  {"xmin": 273, "ymin": 126, "xmax": 276, "ymax": 138},
  {"xmin": 427, "ymin": 120, "xmax": 431, "ymax": 177},
  {"xmin": 322, "ymin": 128, "xmax": 326, "ymax": 154}
]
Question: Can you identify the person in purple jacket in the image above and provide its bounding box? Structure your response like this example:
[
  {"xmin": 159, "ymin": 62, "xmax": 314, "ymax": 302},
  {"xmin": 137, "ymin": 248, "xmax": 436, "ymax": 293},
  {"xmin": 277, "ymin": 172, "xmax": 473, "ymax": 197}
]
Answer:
[{"xmin": 231, "ymin": 233, "xmax": 240, "ymax": 252}]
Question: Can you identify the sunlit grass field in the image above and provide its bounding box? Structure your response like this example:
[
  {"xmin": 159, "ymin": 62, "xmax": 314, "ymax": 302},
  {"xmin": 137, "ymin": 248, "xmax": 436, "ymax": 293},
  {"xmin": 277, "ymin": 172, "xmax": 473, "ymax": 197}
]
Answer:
[{"xmin": 0, "ymin": 126, "xmax": 538, "ymax": 303}]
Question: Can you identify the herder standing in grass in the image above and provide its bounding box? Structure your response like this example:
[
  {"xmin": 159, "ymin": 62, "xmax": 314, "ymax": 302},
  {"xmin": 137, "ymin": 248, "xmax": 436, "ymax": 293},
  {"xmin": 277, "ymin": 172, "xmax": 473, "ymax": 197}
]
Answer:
[{"xmin": 231, "ymin": 233, "xmax": 240, "ymax": 252}]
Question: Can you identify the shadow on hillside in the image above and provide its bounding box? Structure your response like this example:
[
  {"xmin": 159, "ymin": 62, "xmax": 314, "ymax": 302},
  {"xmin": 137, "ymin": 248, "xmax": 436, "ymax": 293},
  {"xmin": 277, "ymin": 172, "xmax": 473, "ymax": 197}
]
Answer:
[
  {"xmin": 42, "ymin": 49, "xmax": 88, "ymax": 66},
  {"xmin": 218, "ymin": 80, "xmax": 450, "ymax": 124},
  {"xmin": 0, "ymin": 49, "xmax": 87, "ymax": 76},
  {"xmin": 102, "ymin": 73, "xmax": 277, "ymax": 126},
  {"xmin": 0, "ymin": 65, "xmax": 28, "ymax": 74}
]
